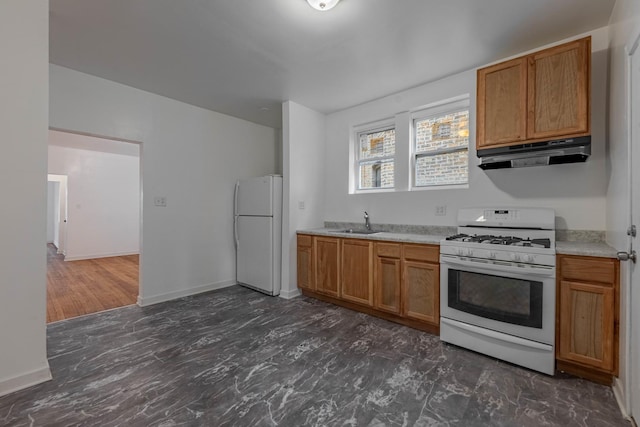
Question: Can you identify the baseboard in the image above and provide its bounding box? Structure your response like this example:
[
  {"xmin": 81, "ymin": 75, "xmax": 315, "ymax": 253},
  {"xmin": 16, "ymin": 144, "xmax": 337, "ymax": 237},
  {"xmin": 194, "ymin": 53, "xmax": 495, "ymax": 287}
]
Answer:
[
  {"xmin": 137, "ymin": 280, "xmax": 236, "ymax": 306},
  {"xmin": 64, "ymin": 251, "xmax": 139, "ymax": 261},
  {"xmin": 279, "ymin": 288, "xmax": 301, "ymax": 299},
  {"xmin": 612, "ymin": 377, "xmax": 631, "ymax": 420},
  {"xmin": 65, "ymin": 251, "xmax": 139, "ymax": 261},
  {"xmin": 0, "ymin": 365, "xmax": 52, "ymax": 398}
]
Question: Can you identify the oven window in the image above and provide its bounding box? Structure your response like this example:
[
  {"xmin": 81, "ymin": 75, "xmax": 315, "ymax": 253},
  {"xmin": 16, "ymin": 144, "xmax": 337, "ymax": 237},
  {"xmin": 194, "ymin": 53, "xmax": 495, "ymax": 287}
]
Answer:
[{"xmin": 448, "ymin": 269, "xmax": 543, "ymax": 328}]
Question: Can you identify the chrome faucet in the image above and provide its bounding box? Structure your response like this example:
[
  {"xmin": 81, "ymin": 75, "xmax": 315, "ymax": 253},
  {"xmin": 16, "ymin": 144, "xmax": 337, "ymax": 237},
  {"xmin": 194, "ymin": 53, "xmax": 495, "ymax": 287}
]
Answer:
[{"xmin": 364, "ymin": 211, "xmax": 371, "ymax": 230}]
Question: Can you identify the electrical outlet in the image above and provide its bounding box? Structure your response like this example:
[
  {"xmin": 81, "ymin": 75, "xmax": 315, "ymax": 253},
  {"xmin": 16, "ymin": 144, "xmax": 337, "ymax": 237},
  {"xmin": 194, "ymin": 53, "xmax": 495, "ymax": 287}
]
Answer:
[
  {"xmin": 154, "ymin": 196, "xmax": 167, "ymax": 207},
  {"xmin": 435, "ymin": 205, "xmax": 447, "ymax": 216},
  {"xmin": 298, "ymin": 201, "xmax": 305, "ymax": 210}
]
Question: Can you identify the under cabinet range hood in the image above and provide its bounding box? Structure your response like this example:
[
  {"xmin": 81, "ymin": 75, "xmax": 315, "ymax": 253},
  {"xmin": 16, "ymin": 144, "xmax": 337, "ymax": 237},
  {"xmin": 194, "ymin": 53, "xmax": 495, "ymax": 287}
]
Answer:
[{"xmin": 477, "ymin": 136, "xmax": 591, "ymax": 170}]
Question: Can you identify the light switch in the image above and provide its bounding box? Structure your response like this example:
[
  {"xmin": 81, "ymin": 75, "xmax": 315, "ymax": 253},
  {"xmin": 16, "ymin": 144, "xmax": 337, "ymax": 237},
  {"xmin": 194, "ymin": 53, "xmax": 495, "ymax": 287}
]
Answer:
[
  {"xmin": 435, "ymin": 205, "xmax": 446, "ymax": 216},
  {"xmin": 298, "ymin": 201, "xmax": 305, "ymax": 210},
  {"xmin": 154, "ymin": 196, "xmax": 167, "ymax": 207}
]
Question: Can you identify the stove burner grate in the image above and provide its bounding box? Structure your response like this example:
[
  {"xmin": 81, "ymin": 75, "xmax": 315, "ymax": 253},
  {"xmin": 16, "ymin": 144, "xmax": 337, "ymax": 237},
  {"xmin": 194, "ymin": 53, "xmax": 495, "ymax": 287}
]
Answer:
[{"xmin": 445, "ymin": 234, "xmax": 551, "ymax": 249}]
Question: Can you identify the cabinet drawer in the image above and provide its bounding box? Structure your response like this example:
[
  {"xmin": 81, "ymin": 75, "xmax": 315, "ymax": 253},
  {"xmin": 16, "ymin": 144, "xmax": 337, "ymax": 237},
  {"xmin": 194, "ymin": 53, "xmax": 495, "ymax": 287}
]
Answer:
[
  {"xmin": 403, "ymin": 244, "xmax": 439, "ymax": 263},
  {"xmin": 561, "ymin": 257, "xmax": 616, "ymax": 284},
  {"xmin": 297, "ymin": 234, "xmax": 312, "ymax": 248},
  {"xmin": 375, "ymin": 242, "xmax": 401, "ymax": 258}
]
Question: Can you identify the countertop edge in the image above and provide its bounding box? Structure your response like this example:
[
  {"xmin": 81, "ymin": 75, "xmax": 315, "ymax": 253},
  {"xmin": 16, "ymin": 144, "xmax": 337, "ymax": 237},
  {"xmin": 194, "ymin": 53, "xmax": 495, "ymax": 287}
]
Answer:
[{"xmin": 297, "ymin": 229, "xmax": 619, "ymax": 259}]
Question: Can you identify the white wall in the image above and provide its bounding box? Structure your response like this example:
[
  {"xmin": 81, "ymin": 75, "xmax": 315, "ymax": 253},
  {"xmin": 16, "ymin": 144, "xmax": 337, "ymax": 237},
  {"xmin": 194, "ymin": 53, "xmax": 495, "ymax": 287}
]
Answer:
[
  {"xmin": 50, "ymin": 64, "xmax": 279, "ymax": 305},
  {"xmin": 0, "ymin": 1, "xmax": 51, "ymax": 396},
  {"xmin": 48, "ymin": 142, "xmax": 140, "ymax": 261},
  {"xmin": 606, "ymin": 0, "xmax": 640, "ymax": 414},
  {"xmin": 324, "ymin": 28, "xmax": 610, "ymax": 231},
  {"xmin": 281, "ymin": 101, "xmax": 326, "ymax": 298},
  {"xmin": 46, "ymin": 182, "xmax": 56, "ymax": 243}
]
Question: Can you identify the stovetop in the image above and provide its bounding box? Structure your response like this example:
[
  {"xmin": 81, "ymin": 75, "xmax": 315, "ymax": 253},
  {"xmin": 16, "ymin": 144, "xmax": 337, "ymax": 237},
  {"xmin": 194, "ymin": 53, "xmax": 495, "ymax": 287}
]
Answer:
[{"xmin": 445, "ymin": 234, "xmax": 552, "ymax": 249}]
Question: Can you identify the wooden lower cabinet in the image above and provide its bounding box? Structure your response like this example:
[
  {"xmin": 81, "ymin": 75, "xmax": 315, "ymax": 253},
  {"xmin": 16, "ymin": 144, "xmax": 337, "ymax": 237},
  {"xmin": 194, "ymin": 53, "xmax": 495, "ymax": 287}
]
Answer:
[
  {"xmin": 296, "ymin": 234, "xmax": 314, "ymax": 291},
  {"xmin": 341, "ymin": 239, "xmax": 373, "ymax": 306},
  {"xmin": 556, "ymin": 255, "xmax": 619, "ymax": 384},
  {"xmin": 403, "ymin": 261, "xmax": 439, "ymax": 324},
  {"xmin": 402, "ymin": 244, "xmax": 440, "ymax": 324},
  {"xmin": 297, "ymin": 234, "xmax": 439, "ymax": 334},
  {"xmin": 314, "ymin": 236, "xmax": 340, "ymax": 297},
  {"xmin": 374, "ymin": 242, "xmax": 402, "ymax": 314}
]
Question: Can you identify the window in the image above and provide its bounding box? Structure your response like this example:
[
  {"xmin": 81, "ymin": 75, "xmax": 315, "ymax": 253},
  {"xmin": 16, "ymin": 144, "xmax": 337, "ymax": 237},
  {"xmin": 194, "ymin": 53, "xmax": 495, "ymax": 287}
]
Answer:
[
  {"xmin": 413, "ymin": 101, "xmax": 469, "ymax": 188},
  {"xmin": 356, "ymin": 125, "xmax": 395, "ymax": 190},
  {"xmin": 349, "ymin": 95, "xmax": 469, "ymax": 194}
]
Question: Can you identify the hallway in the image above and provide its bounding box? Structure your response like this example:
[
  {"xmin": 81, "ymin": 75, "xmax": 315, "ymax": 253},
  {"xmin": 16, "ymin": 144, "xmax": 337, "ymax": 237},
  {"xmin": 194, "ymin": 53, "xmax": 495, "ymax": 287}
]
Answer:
[{"xmin": 46, "ymin": 244, "xmax": 138, "ymax": 322}]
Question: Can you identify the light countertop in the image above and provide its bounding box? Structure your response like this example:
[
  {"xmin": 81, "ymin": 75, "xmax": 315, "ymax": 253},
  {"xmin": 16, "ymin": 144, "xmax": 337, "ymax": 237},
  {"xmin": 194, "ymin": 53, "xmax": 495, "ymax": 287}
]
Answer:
[
  {"xmin": 555, "ymin": 241, "xmax": 619, "ymax": 258},
  {"xmin": 298, "ymin": 229, "xmax": 619, "ymax": 259},
  {"xmin": 298, "ymin": 228, "xmax": 445, "ymax": 245}
]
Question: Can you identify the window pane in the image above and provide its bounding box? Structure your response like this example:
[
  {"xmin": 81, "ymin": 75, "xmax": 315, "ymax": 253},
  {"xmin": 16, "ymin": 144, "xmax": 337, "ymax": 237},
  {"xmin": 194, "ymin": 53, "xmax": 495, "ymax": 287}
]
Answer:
[
  {"xmin": 415, "ymin": 151, "xmax": 468, "ymax": 186},
  {"xmin": 415, "ymin": 110, "xmax": 469, "ymax": 153},
  {"xmin": 359, "ymin": 160, "xmax": 394, "ymax": 189},
  {"xmin": 360, "ymin": 128, "xmax": 395, "ymax": 160}
]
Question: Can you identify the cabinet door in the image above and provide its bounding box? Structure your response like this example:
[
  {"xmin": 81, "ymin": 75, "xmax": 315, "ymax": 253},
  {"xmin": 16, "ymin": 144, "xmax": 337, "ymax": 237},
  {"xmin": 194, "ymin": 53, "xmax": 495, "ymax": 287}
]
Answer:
[
  {"xmin": 527, "ymin": 38, "xmax": 590, "ymax": 140},
  {"xmin": 341, "ymin": 239, "xmax": 373, "ymax": 306},
  {"xmin": 314, "ymin": 237, "xmax": 340, "ymax": 297},
  {"xmin": 296, "ymin": 235, "xmax": 314, "ymax": 291},
  {"xmin": 477, "ymin": 57, "xmax": 528, "ymax": 149},
  {"xmin": 374, "ymin": 243, "xmax": 402, "ymax": 314},
  {"xmin": 402, "ymin": 260, "xmax": 439, "ymax": 324},
  {"xmin": 559, "ymin": 280, "xmax": 614, "ymax": 371}
]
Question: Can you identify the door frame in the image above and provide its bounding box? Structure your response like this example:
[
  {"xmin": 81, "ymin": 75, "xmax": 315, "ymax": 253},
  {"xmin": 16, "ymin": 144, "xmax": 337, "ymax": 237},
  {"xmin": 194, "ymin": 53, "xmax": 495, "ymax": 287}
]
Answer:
[
  {"xmin": 621, "ymin": 26, "xmax": 640, "ymax": 423},
  {"xmin": 48, "ymin": 127, "xmax": 144, "ymax": 303}
]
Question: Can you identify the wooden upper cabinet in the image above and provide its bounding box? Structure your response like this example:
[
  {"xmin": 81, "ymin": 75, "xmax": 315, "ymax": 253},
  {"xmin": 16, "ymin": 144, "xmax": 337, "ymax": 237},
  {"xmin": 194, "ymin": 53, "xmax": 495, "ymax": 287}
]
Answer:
[
  {"xmin": 296, "ymin": 234, "xmax": 314, "ymax": 291},
  {"xmin": 314, "ymin": 236, "xmax": 340, "ymax": 297},
  {"xmin": 528, "ymin": 38, "xmax": 590, "ymax": 140},
  {"xmin": 476, "ymin": 36, "xmax": 590, "ymax": 150},
  {"xmin": 341, "ymin": 239, "xmax": 374, "ymax": 306},
  {"xmin": 477, "ymin": 57, "xmax": 528, "ymax": 148}
]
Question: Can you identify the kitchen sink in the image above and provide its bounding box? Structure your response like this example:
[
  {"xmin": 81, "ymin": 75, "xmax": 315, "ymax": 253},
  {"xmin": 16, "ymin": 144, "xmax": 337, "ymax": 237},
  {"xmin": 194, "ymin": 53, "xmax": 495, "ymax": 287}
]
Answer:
[{"xmin": 340, "ymin": 229, "xmax": 380, "ymax": 235}]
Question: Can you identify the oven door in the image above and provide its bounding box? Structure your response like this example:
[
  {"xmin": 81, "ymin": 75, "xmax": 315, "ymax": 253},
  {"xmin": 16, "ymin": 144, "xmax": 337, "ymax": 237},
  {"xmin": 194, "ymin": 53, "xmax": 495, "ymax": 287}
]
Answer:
[{"xmin": 440, "ymin": 254, "xmax": 555, "ymax": 345}]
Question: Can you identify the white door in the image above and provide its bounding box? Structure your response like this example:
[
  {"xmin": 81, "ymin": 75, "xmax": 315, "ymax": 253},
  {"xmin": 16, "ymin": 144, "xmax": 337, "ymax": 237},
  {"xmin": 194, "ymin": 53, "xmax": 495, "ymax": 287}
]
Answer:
[
  {"xmin": 47, "ymin": 174, "xmax": 68, "ymax": 255},
  {"xmin": 236, "ymin": 176, "xmax": 273, "ymax": 217},
  {"xmin": 237, "ymin": 215, "xmax": 274, "ymax": 294},
  {"xmin": 629, "ymin": 35, "xmax": 640, "ymax": 423}
]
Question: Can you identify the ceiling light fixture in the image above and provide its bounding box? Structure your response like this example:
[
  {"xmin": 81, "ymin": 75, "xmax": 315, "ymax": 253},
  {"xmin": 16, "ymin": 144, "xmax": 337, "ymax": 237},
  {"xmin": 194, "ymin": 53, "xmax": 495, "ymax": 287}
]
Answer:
[{"xmin": 306, "ymin": 0, "xmax": 340, "ymax": 11}]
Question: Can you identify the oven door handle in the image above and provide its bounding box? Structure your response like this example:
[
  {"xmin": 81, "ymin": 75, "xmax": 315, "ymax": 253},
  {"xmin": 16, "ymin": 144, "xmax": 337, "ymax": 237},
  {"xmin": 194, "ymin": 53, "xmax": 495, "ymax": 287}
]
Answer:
[{"xmin": 440, "ymin": 255, "xmax": 555, "ymax": 277}]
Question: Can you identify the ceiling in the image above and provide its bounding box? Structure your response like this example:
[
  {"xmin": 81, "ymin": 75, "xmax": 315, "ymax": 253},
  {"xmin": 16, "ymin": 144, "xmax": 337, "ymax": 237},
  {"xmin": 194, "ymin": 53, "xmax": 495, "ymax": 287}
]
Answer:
[{"xmin": 49, "ymin": 0, "xmax": 616, "ymax": 129}]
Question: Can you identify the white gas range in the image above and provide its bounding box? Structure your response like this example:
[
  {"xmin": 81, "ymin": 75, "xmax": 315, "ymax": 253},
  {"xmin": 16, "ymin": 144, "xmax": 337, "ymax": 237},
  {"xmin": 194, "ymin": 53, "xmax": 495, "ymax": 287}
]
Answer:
[{"xmin": 439, "ymin": 208, "xmax": 556, "ymax": 375}]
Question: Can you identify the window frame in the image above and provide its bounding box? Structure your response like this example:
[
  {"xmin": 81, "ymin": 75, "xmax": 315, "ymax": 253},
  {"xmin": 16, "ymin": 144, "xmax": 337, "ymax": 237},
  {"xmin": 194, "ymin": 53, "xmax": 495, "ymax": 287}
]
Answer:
[
  {"xmin": 353, "ymin": 118, "xmax": 396, "ymax": 193},
  {"xmin": 411, "ymin": 98, "xmax": 470, "ymax": 190}
]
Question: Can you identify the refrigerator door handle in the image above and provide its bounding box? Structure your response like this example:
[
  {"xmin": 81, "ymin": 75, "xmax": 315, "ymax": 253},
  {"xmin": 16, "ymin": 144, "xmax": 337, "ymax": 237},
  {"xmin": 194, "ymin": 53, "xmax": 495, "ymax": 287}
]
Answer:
[
  {"xmin": 233, "ymin": 181, "xmax": 240, "ymax": 216},
  {"xmin": 233, "ymin": 181, "xmax": 240, "ymax": 249},
  {"xmin": 234, "ymin": 216, "xmax": 239, "ymax": 249}
]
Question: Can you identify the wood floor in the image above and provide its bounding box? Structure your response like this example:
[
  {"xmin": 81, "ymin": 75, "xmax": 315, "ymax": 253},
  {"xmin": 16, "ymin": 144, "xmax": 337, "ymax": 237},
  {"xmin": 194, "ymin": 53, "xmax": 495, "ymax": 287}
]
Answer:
[{"xmin": 46, "ymin": 244, "xmax": 139, "ymax": 323}]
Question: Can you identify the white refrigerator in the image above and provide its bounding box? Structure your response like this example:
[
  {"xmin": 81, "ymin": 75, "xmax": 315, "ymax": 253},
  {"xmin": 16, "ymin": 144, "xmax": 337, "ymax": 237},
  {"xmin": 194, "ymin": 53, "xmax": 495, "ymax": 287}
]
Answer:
[{"xmin": 234, "ymin": 175, "xmax": 282, "ymax": 296}]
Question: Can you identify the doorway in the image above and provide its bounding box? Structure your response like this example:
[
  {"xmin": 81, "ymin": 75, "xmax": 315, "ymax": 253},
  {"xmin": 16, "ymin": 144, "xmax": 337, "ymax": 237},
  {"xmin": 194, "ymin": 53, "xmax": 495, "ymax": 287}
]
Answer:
[
  {"xmin": 47, "ymin": 174, "xmax": 67, "ymax": 256},
  {"xmin": 46, "ymin": 129, "xmax": 142, "ymax": 322}
]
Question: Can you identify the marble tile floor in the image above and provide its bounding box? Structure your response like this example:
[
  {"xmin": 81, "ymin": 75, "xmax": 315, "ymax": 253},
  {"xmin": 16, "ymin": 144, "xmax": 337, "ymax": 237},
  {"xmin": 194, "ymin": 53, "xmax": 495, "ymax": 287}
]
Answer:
[{"xmin": 0, "ymin": 286, "xmax": 630, "ymax": 426}]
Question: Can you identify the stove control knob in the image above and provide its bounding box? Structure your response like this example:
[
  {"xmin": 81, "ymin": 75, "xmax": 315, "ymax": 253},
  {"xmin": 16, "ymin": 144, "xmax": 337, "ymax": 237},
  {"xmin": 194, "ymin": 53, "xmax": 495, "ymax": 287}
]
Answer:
[
  {"xmin": 456, "ymin": 248, "xmax": 464, "ymax": 256},
  {"xmin": 488, "ymin": 251, "xmax": 497, "ymax": 259},
  {"xmin": 511, "ymin": 254, "xmax": 522, "ymax": 262},
  {"xmin": 465, "ymin": 249, "xmax": 474, "ymax": 257},
  {"xmin": 525, "ymin": 255, "xmax": 536, "ymax": 263}
]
